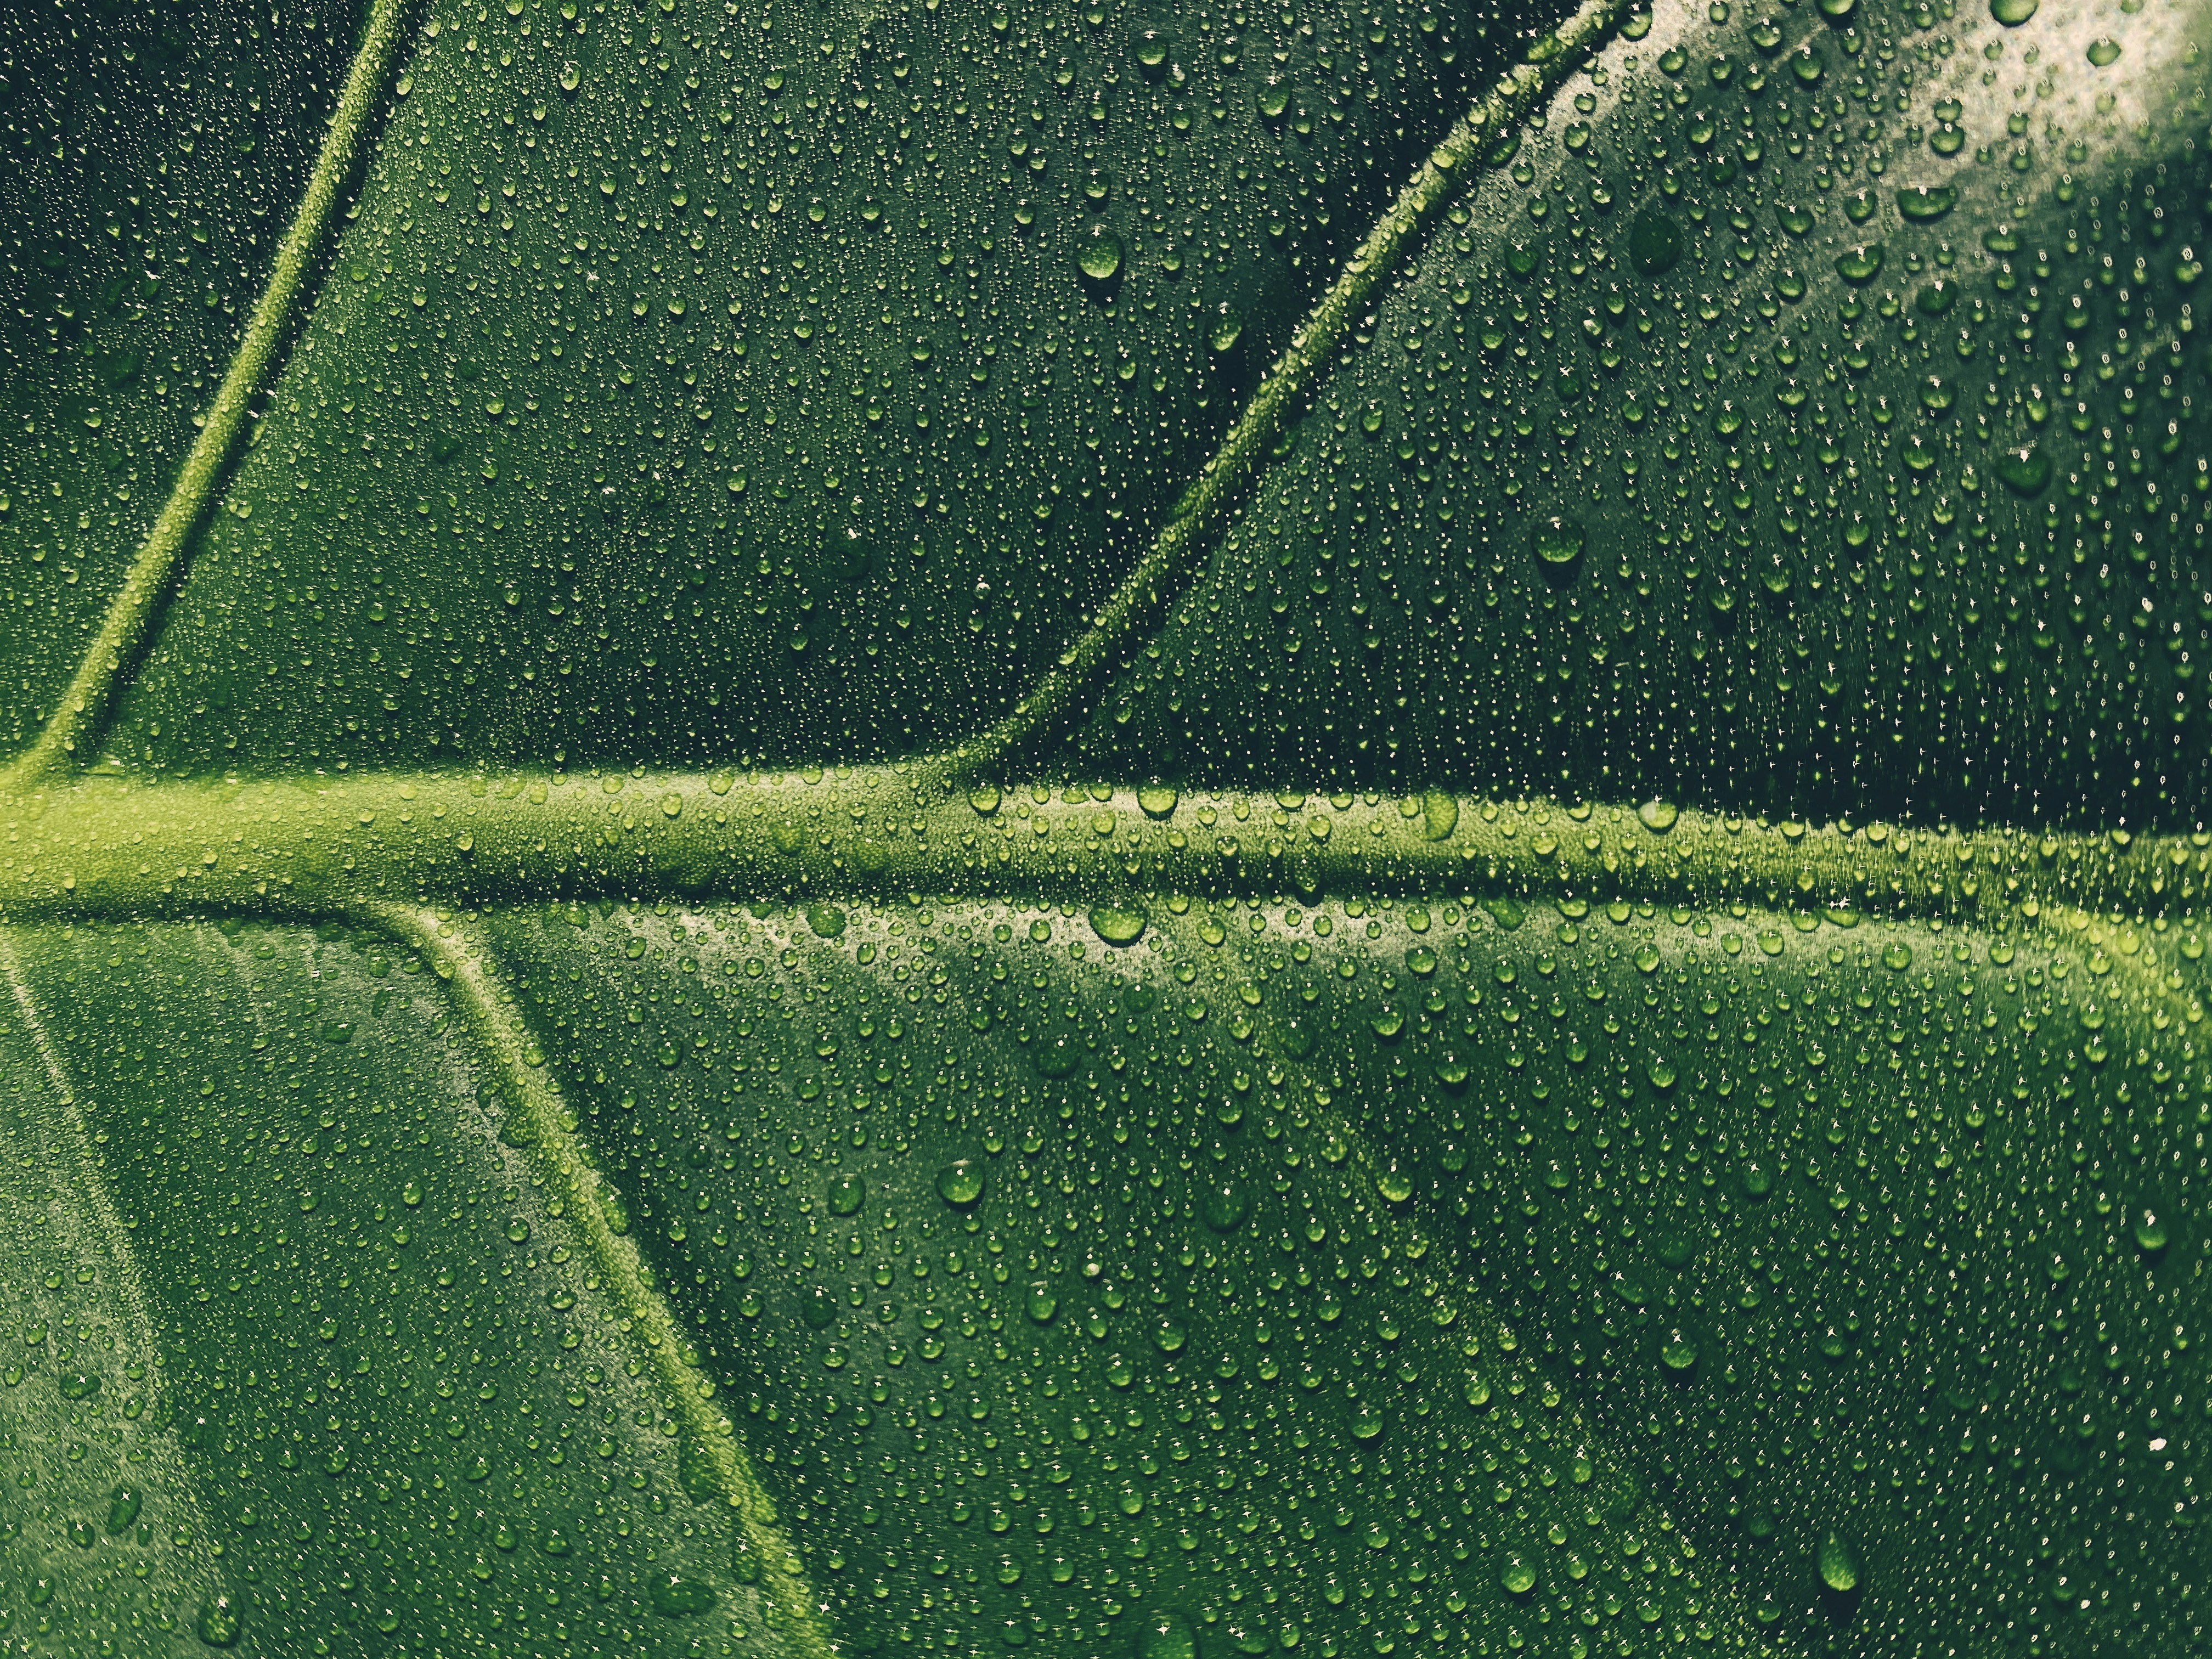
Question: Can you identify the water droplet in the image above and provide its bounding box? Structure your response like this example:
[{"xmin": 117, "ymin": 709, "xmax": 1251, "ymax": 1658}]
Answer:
[
  {"xmin": 1501, "ymin": 1552, "xmax": 1537, "ymax": 1594},
  {"xmin": 1819, "ymin": 1530, "xmax": 1863, "ymax": 1593},
  {"xmin": 1989, "ymin": 0, "xmax": 2036, "ymax": 20},
  {"xmin": 1090, "ymin": 905, "xmax": 1146, "ymax": 945},
  {"xmin": 2086, "ymin": 36, "xmax": 2121, "ymax": 66},
  {"xmin": 829, "ymin": 1172, "xmax": 866, "ymax": 1216},
  {"xmin": 2134, "ymin": 1210, "xmax": 2169, "ymax": 1254},
  {"xmin": 1377, "ymin": 1161, "xmax": 1414, "ymax": 1203},
  {"xmin": 1135, "ymin": 1610, "xmax": 1199, "ymax": 1659},
  {"xmin": 1997, "ymin": 445, "xmax": 2050, "ymax": 496},
  {"xmin": 1895, "ymin": 183, "xmax": 1957, "ymax": 222},
  {"xmin": 1629, "ymin": 210, "xmax": 1682, "ymax": 275},
  {"xmin": 649, "ymin": 1575, "xmax": 715, "ymax": 1618},
  {"xmin": 1531, "ymin": 515, "xmax": 1586, "ymax": 568},
  {"xmin": 806, "ymin": 905, "xmax": 847, "ymax": 940},
  {"xmin": 1659, "ymin": 1328, "xmax": 1700, "ymax": 1373},
  {"xmin": 968, "ymin": 785, "xmax": 1002, "ymax": 816},
  {"xmin": 1637, "ymin": 800, "xmax": 1679, "ymax": 834},
  {"xmin": 935, "ymin": 1160, "xmax": 986, "ymax": 1207},
  {"xmin": 1835, "ymin": 244, "xmax": 1885, "ymax": 284},
  {"xmin": 106, "ymin": 1484, "xmax": 143, "ymax": 1534},
  {"xmin": 1915, "ymin": 278, "xmax": 1957, "ymax": 315},
  {"xmin": 197, "ymin": 1593, "xmax": 244, "ymax": 1647},
  {"xmin": 1421, "ymin": 788, "xmax": 1459, "ymax": 842},
  {"xmin": 1200, "ymin": 1181, "xmax": 1250, "ymax": 1233},
  {"xmin": 1077, "ymin": 223, "xmax": 1124, "ymax": 283},
  {"xmin": 1137, "ymin": 783, "xmax": 1178, "ymax": 820}
]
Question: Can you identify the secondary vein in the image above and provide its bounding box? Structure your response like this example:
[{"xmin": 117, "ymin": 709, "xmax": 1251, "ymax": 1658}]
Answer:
[
  {"xmin": 942, "ymin": 0, "xmax": 1626, "ymax": 786},
  {"xmin": 7, "ymin": 0, "xmax": 409, "ymax": 786},
  {"xmin": 362, "ymin": 902, "xmax": 837, "ymax": 1659}
]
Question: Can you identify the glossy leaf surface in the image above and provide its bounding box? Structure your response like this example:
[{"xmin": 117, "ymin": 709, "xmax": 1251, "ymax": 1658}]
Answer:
[{"xmin": 0, "ymin": 0, "xmax": 2205, "ymax": 1654}]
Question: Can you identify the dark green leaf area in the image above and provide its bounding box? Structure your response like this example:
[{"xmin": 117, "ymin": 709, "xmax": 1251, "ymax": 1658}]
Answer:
[
  {"xmin": 1085, "ymin": 0, "xmax": 2212, "ymax": 828},
  {"xmin": 4, "ymin": 923, "xmax": 770, "ymax": 1656},
  {"xmin": 0, "ymin": 0, "xmax": 366, "ymax": 760},
  {"xmin": 120, "ymin": 0, "xmax": 1526, "ymax": 776},
  {"xmin": 495, "ymin": 891, "xmax": 2210, "ymax": 1657}
]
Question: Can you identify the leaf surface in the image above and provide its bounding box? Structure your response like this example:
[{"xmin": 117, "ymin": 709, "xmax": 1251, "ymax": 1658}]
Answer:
[{"xmin": 0, "ymin": 0, "xmax": 2207, "ymax": 1655}]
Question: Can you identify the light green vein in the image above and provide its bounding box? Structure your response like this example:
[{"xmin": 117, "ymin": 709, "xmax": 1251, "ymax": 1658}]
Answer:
[
  {"xmin": 7, "ymin": 0, "xmax": 410, "ymax": 786},
  {"xmin": 943, "ymin": 0, "xmax": 1626, "ymax": 785},
  {"xmin": 357, "ymin": 901, "xmax": 834, "ymax": 1659},
  {"xmin": 0, "ymin": 934, "xmax": 222, "ymax": 1607}
]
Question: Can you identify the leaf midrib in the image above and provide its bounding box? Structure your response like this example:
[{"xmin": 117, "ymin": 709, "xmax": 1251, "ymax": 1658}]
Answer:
[{"xmin": 0, "ymin": 769, "xmax": 2192, "ymax": 934}]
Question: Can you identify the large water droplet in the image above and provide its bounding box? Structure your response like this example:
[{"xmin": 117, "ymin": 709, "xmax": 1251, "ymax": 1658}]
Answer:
[
  {"xmin": 1895, "ymin": 183, "xmax": 1957, "ymax": 222},
  {"xmin": 1532, "ymin": 515, "xmax": 1586, "ymax": 568},
  {"xmin": 197, "ymin": 1593, "xmax": 244, "ymax": 1648},
  {"xmin": 1136, "ymin": 1610, "xmax": 1199, "ymax": 1659},
  {"xmin": 1090, "ymin": 905, "xmax": 1146, "ymax": 945},
  {"xmin": 1997, "ymin": 445, "xmax": 2050, "ymax": 496},
  {"xmin": 1819, "ymin": 1530, "xmax": 1863, "ymax": 1593},
  {"xmin": 1201, "ymin": 1181, "xmax": 1250, "ymax": 1233},
  {"xmin": 649, "ymin": 1575, "xmax": 716, "ymax": 1617},
  {"xmin": 935, "ymin": 1160, "xmax": 986, "ymax": 1206},
  {"xmin": 1077, "ymin": 223, "xmax": 1125, "ymax": 283},
  {"xmin": 1629, "ymin": 210, "xmax": 1682, "ymax": 275}
]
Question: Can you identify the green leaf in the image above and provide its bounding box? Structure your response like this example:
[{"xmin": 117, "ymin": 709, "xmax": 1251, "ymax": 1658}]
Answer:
[{"xmin": 0, "ymin": 0, "xmax": 2207, "ymax": 1654}]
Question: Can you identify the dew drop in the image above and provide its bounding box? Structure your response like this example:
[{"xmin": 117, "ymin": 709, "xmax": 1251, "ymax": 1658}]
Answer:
[
  {"xmin": 1077, "ymin": 223, "xmax": 1125, "ymax": 283},
  {"xmin": 1636, "ymin": 800, "xmax": 1679, "ymax": 834},
  {"xmin": 1136, "ymin": 1610, "xmax": 1199, "ymax": 1659},
  {"xmin": 2085, "ymin": 36, "xmax": 2121, "ymax": 66},
  {"xmin": 935, "ymin": 1160, "xmax": 987, "ymax": 1207},
  {"xmin": 1628, "ymin": 210, "xmax": 1682, "ymax": 275},
  {"xmin": 1988, "ymin": 0, "xmax": 2036, "ymax": 20},
  {"xmin": 649, "ymin": 1575, "xmax": 716, "ymax": 1618},
  {"xmin": 1997, "ymin": 445, "xmax": 2050, "ymax": 496},
  {"xmin": 1819, "ymin": 1530, "xmax": 1863, "ymax": 1593},
  {"xmin": 1200, "ymin": 1181, "xmax": 1250, "ymax": 1233},
  {"xmin": 1090, "ymin": 905, "xmax": 1146, "ymax": 945},
  {"xmin": 1137, "ymin": 783, "xmax": 1178, "ymax": 820},
  {"xmin": 1835, "ymin": 244, "xmax": 1885, "ymax": 284},
  {"xmin": 1895, "ymin": 183, "xmax": 1957, "ymax": 222},
  {"xmin": 196, "ymin": 1593, "xmax": 244, "ymax": 1648},
  {"xmin": 106, "ymin": 1483, "xmax": 143, "ymax": 1534},
  {"xmin": 1531, "ymin": 515, "xmax": 1586, "ymax": 568}
]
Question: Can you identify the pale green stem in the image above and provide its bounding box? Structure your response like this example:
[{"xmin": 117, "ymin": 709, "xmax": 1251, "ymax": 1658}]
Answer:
[
  {"xmin": 360, "ymin": 901, "xmax": 834, "ymax": 1659},
  {"xmin": 940, "ymin": 0, "xmax": 1624, "ymax": 785},
  {"xmin": 6, "ymin": 0, "xmax": 409, "ymax": 786}
]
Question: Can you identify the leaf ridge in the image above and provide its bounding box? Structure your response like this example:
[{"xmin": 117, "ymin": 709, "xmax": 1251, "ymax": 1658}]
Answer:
[
  {"xmin": 944, "ymin": 0, "xmax": 1626, "ymax": 786},
  {"xmin": 360, "ymin": 901, "xmax": 834, "ymax": 1659},
  {"xmin": 8, "ymin": 0, "xmax": 410, "ymax": 787}
]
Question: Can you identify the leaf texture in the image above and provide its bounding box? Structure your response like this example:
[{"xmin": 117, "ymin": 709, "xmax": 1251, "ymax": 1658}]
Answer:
[{"xmin": 0, "ymin": 0, "xmax": 2205, "ymax": 1654}]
